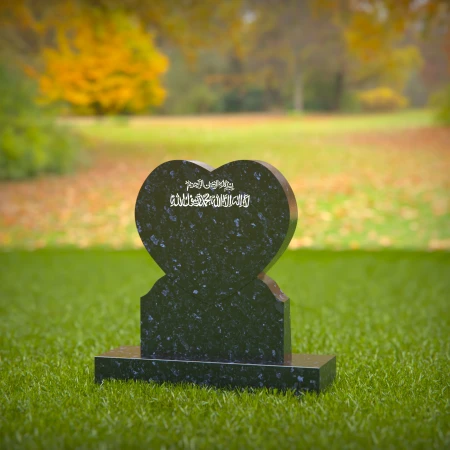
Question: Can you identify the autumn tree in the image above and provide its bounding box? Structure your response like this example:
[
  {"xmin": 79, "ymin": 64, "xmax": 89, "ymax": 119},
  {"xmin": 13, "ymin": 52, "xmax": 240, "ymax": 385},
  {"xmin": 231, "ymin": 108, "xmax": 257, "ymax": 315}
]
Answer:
[
  {"xmin": 2, "ymin": 0, "xmax": 447, "ymax": 114},
  {"xmin": 1, "ymin": 3, "xmax": 169, "ymax": 115},
  {"xmin": 233, "ymin": 0, "xmax": 448, "ymax": 112},
  {"xmin": 237, "ymin": 0, "xmax": 325, "ymax": 111},
  {"xmin": 315, "ymin": 0, "xmax": 449, "ymax": 110},
  {"xmin": 0, "ymin": 0, "xmax": 245, "ymax": 114}
]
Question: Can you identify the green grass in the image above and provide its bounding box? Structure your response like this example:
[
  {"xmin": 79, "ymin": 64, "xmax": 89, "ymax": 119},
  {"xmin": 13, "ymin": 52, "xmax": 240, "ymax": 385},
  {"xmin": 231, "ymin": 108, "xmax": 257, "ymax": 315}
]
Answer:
[
  {"xmin": 73, "ymin": 111, "xmax": 437, "ymax": 179},
  {"xmin": 1, "ymin": 110, "xmax": 448, "ymax": 447},
  {"xmin": 1, "ymin": 248, "xmax": 449, "ymax": 449},
  {"xmin": 73, "ymin": 110, "xmax": 433, "ymax": 148},
  {"xmin": 77, "ymin": 109, "xmax": 449, "ymax": 249},
  {"xmin": 3, "ymin": 109, "xmax": 448, "ymax": 250}
]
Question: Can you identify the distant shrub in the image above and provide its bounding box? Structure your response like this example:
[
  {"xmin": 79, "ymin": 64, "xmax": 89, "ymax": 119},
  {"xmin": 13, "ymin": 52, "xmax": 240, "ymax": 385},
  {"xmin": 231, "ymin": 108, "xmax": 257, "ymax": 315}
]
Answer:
[
  {"xmin": 185, "ymin": 85, "xmax": 220, "ymax": 114},
  {"xmin": 340, "ymin": 91, "xmax": 362, "ymax": 113},
  {"xmin": 241, "ymin": 87, "xmax": 266, "ymax": 112},
  {"xmin": 0, "ymin": 64, "xmax": 81, "ymax": 180},
  {"xmin": 303, "ymin": 74, "xmax": 335, "ymax": 111},
  {"xmin": 358, "ymin": 87, "xmax": 408, "ymax": 112},
  {"xmin": 429, "ymin": 84, "xmax": 450, "ymax": 126},
  {"xmin": 221, "ymin": 89, "xmax": 244, "ymax": 113}
]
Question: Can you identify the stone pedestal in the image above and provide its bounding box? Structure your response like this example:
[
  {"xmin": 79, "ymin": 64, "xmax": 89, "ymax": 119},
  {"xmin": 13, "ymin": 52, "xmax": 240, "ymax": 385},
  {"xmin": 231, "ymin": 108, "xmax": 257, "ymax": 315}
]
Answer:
[{"xmin": 95, "ymin": 346, "xmax": 336, "ymax": 392}]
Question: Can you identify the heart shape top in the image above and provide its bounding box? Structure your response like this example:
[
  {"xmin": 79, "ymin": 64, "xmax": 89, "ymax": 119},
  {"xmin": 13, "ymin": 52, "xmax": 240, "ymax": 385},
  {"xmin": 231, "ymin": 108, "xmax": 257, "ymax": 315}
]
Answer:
[{"xmin": 135, "ymin": 160, "xmax": 297, "ymax": 300}]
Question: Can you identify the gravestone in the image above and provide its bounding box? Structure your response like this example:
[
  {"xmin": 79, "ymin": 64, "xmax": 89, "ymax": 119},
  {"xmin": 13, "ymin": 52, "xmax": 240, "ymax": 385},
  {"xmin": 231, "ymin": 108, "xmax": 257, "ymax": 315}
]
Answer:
[{"xmin": 95, "ymin": 160, "xmax": 336, "ymax": 392}]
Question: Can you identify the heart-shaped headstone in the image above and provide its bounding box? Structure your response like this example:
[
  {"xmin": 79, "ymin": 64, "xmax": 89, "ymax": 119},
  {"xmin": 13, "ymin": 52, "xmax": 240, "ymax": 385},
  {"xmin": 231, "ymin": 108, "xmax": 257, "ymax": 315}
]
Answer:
[{"xmin": 135, "ymin": 160, "xmax": 297, "ymax": 300}]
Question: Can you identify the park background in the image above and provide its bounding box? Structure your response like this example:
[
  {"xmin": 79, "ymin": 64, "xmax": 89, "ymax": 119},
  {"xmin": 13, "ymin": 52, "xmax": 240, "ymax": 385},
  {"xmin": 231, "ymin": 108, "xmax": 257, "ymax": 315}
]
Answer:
[{"xmin": 1, "ymin": 1, "xmax": 449, "ymax": 449}]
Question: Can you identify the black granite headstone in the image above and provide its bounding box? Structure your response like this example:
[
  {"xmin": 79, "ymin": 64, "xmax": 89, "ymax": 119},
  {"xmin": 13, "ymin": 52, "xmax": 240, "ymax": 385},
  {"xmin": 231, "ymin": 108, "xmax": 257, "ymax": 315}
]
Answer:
[{"xmin": 95, "ymin": 160, "xmax": 336, "ymax": 392}]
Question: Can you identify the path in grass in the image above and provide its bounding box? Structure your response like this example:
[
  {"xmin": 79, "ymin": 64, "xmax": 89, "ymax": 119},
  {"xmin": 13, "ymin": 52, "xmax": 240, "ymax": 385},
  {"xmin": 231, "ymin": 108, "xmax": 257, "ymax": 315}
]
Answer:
[
  {"xmin": 0, "ymin": 110, "xmax": 449, "ymax": 249},
  {"xmin": 1, "ymin": 249, "xmax": 448, "ymax": 449}
]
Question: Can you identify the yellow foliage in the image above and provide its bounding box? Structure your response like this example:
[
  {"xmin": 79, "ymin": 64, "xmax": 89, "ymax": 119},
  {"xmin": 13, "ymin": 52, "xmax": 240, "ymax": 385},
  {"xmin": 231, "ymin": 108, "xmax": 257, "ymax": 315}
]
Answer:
[
  {"xmin": 22, "ymin": 4, "xmax": 168, "ymax": 115},
  {"xmin": 358, "ymin": 87, "xmax": 408, "ymax": 112}
]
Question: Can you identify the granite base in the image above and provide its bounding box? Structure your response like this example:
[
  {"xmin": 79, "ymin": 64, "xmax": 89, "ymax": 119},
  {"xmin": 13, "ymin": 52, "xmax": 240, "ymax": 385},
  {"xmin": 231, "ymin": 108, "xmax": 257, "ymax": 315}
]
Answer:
[{"xmin": 95, "ymin": 346, "xmax": 336, "ymax": 393}]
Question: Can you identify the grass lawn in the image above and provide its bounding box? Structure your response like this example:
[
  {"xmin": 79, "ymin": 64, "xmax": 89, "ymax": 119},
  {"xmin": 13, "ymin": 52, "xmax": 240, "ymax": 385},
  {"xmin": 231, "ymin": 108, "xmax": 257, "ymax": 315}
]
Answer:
[
  {"xmin": 1, "ymin": 110, "xmax": 449, "ymax": 250},
  {"xmin": 1, "ymin": 248, "xmax": 449, "ymax": 449}
]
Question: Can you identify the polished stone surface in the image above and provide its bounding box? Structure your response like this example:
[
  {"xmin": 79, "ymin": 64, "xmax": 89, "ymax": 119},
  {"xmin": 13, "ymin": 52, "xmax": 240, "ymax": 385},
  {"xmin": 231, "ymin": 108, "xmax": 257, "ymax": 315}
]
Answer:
[
  {"xmin": 95, "ymin": 160, "xmax": 336, "ymax": 392},
  {"xmin": 95, "ymin": 346, "xmax": 336, "ymax": 393},
  {"xmin": 135, "ymin": 160, "xmax": 297, "ymax": 300},
  {"xmin": 136, "ymin": 160, "xmax": 297, "ymax": 365},
  {"xmin": 141, "ymin": 275, "xmax": 291, "ymax": 364}
]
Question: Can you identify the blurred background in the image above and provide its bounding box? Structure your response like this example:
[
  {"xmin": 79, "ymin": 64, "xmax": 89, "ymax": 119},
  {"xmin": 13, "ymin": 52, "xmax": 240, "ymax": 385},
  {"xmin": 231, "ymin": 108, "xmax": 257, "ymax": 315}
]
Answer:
[{"xmin": 0, "ymin": 0, "xmax": 449, "ymax": 250}]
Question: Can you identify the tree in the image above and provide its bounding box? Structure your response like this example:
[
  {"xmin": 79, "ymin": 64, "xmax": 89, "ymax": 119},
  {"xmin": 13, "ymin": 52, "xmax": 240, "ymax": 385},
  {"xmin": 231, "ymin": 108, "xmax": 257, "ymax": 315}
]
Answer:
[
  {"xmin": 238, "ymin": 0, "xmax": 446, "ymax": 112},
  {"xmin": 2, "ymin": 3, "xmax": 168, "ymax": 115},
  {"xmin": 315, "ymin": 0, "xmax": 449, "ymax": 109},
  {"xmin": 2, "ymin": 0, "xmax": 447, "ymax": 114},
  {"xmin": 0, "ymin": 0, "xmax": 243, "ymax": 114},
  {"xmin": 0, "ymin": 63, "xmax": 80, "ymax": 179},
  {"xmin": 242, "ymin": 0, "xmax": 327, "ymax": 111},
  {"xmin": 0, "ymin": 0, "xmax": 244, "ymax": 69}
]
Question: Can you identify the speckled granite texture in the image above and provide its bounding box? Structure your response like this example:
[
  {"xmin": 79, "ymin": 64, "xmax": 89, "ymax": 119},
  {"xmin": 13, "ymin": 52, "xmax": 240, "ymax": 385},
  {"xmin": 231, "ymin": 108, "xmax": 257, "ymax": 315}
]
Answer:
[
  {"xmin": 141, "ymin": 275, "xmax": 291, "ymax": 364},
  {"xmin": 134, "ymin": 160, "xmax": 297, "ymax": 300},
  {"xmin": 95, "ymin": 347, "xmax": 336, "ymax": 393},
  {"xmin": 95, "ymin": 160, "xmax": 336, "ymax": 392}
]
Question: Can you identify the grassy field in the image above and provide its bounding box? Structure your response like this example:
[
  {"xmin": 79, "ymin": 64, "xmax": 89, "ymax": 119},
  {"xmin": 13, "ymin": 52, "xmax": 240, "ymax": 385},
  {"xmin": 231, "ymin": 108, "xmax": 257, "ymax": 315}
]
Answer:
[
  {"xmin": 1, "ymin": 249, "xmax": 449, "ymax": 449},
  {"xmin": 1, "ymin": 111, "xmax": 449, "ymax": 449},
  {"xmin": 1, "ymin": 110, "xmax": 449, "ymax": 249}
]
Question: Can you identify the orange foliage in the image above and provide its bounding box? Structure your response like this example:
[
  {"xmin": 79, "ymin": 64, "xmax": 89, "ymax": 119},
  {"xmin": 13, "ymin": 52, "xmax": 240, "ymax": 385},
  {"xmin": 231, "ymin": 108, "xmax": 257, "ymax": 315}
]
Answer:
[{"xmin": 22, "ymin": 4, "xmax": 169, "ymax": 115}]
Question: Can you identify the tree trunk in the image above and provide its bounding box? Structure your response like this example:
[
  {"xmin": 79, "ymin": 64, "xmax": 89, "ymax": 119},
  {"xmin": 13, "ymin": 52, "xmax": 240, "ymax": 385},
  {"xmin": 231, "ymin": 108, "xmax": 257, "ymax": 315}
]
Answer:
[
  {"xmin": 92, "ymin": 101, "xmax": 104, "ymax": 116},
  {"xmin": 293, "ymin": 55, "xmax": 303, "ymax": 112},
  {"xmin": 332, "ymin": 71, "xmax": 344, "ymax": 111}
]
